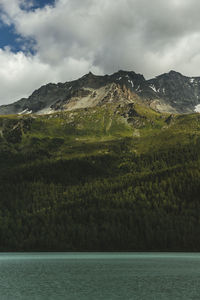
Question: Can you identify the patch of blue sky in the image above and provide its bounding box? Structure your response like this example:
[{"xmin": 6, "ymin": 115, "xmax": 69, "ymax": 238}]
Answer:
[
  {"xmin": 0, "ymin": 1, "xmax": 55, "ymax": 53},
  {"xmin": 0, "ymin": 22, "xmax": 36, "ymax": 53},
  {"xmin": 20, "ymin": 0, "xmax": 55, "ymax": 11}
]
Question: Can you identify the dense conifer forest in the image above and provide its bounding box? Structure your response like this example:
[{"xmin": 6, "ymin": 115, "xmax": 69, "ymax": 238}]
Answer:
[{"xmin": 0, "ymin": 104, "xmax": 200, "ymax": 251}]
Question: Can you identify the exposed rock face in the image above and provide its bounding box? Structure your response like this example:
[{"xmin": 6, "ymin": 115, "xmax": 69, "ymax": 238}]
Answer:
[
  {"xmin": 147, "ymin": 70, "xmax": 200, "ymax": 113},
  {"xmin": 1, "ymin": 70, "xmax": 200, "ymax": 115}
]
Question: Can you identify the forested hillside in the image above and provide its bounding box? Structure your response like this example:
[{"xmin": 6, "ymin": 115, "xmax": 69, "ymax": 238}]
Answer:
[{"xmin": 0, "ymin": 103, "xmax": 200, "ymax": 251}]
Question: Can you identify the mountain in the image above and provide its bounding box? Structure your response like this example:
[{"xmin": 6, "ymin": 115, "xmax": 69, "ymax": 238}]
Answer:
[
  {"xmin": 1, "ymin": 70, "xmax": 200, "ymax": 115},
  {"xmin": 148, "ymin": 70, "xmax": 200, "ymax": 113},
  {"xmin": 1, "ymin": 69, "xmax": 200, "ymax": 252}
]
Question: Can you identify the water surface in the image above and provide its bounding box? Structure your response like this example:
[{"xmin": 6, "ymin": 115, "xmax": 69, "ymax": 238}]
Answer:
[{"xmin": 0, "ymin": 252, "xmax": 200, "ymax": 299}]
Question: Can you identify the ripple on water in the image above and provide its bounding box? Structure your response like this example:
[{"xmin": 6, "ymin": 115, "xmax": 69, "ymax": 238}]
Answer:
[{"xmin": 0, "ymin": 253, "xmax": 200, "ymax": 300}]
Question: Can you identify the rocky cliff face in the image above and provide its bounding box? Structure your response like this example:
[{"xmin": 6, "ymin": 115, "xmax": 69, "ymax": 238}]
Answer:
[
  {"xmin": 1, "ymin": 70, "xmax": 200, "ymax": 115},
  {"xmin": 147, "ymin": 70, "xmax": 200, "ymax": 113}
]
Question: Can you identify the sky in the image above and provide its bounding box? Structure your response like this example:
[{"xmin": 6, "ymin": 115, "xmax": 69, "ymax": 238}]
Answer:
[{"xmin": 1, "ymin": 0, "xmax": 200, "ymax": 104}]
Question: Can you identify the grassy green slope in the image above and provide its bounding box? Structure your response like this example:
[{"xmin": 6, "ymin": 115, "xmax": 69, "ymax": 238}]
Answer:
[{"xmin": 0, "ymin": 103, "xmax": 200, "ymax": 251}]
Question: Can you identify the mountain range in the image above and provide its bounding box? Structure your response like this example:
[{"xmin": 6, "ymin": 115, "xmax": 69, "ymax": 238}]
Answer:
[{"xmin": 1, "ymin": 70, "xmax": 200, "ymax": 115}]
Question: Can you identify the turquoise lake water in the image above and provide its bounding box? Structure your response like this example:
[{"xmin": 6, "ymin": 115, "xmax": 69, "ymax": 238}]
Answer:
[{"xmin": 0, "ymin": 252, "xmax": 200, "ymax": 299}]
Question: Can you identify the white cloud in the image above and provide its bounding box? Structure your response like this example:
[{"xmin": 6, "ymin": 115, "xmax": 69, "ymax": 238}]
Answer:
[
  {"xmin": 0, "ymin": 49, "xmax": 49, "ymax": 103},
  {"xmin": 1, "ymin": 0, "xmax": 200, "ymax": 104},
  {"xmin": 0, "ymin": 48, "xmax": 100, "ymax": 104}
]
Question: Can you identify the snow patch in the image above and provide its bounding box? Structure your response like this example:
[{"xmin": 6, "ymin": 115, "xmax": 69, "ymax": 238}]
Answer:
[
  {"xmin": 149, "ymin": 84, "xmax": 157, "ymax": 93},
  {"xmin": 27, "ymin": 110, "xmax": 32, "ymax": 114},
  {"xmin": 136, "ymin": 85, "xmax": 140, "ymax": 92},
  {"xmin": 18, "ymin": 108, "xmax": 28, "ymax": 115},
  {"xmin": 194, "ymin": 104, "xmax": 200, "ymax": 113},
  {"xmin": 128, "ymin": 80, "xmax": 134, "ymax": 88},
  {"xmin": 18, "ymin": 108, "xmax": 32, "ymax": 115},
  {"xmin": 117, "ymin": 77, "xmax": 122, "ymax": 81},
  {"xmin": 189, "ymin": 78, "xmax": 199, "ymax": 86}
]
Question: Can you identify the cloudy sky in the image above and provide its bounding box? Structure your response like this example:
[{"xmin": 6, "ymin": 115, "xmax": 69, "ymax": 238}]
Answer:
[{"xmin": 0, "ymin": 0, "xmax": 200, "ymax": 104}]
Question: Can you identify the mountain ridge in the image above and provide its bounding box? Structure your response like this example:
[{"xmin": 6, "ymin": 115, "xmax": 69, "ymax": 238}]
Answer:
[{"xmin": 1, "ymin": 69, "xmax": 200, "ymax": 115}]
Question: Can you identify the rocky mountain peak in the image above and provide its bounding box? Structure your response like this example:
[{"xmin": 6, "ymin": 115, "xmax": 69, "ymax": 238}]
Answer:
[
  {"xmin": 1, "ymin": 69, "xmax": 200, "ymax": 115},
  {"xmin": 81, "ymin": 71, "xmax": 95, "ymax": 79},
  {"xmin": 168, "ymin": 70, "xmax": 183, "ymax": 76}
]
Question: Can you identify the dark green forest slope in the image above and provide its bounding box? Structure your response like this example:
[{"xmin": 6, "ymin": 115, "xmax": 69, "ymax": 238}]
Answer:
[{"xmin": 0, "ymin": 103, "xmax": 200, "ymax": 251}]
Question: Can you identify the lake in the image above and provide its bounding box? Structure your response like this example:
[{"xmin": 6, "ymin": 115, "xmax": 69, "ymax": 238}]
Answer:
[{"xmin": 0, "ymin": 252, "xmax": 200, "ymax": 299}]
